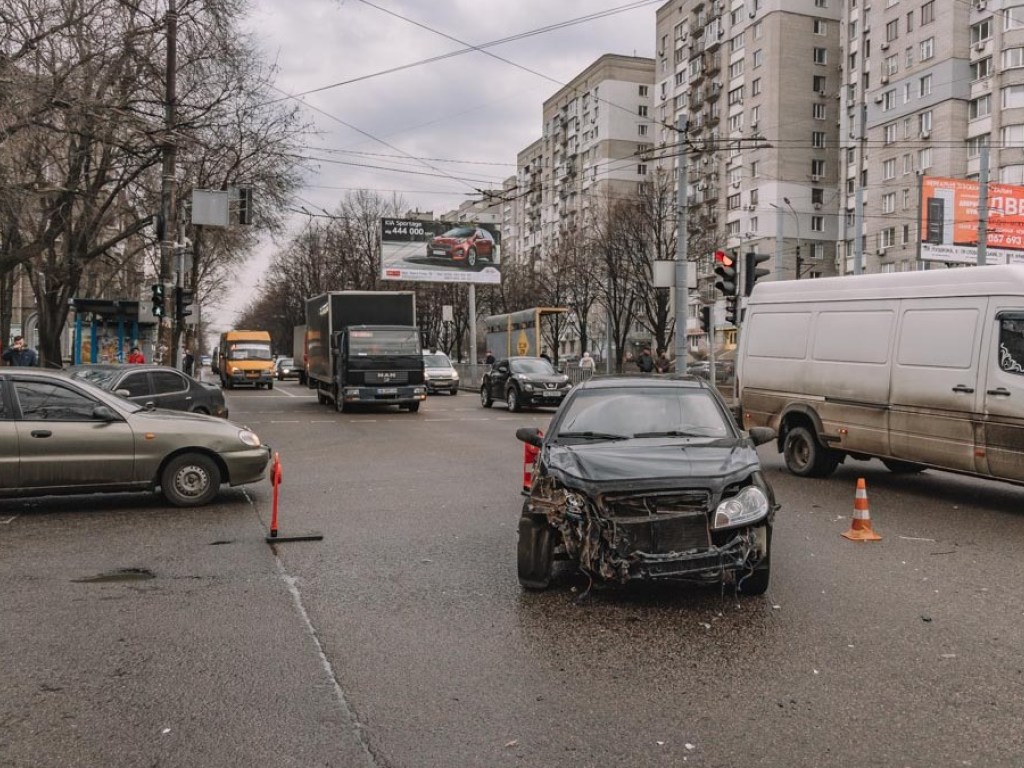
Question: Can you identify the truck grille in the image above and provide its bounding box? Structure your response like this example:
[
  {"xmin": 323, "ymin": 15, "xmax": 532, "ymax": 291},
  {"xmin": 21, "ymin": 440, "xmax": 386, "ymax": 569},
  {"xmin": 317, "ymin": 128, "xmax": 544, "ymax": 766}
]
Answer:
[{"xmin": 365, "ymin": 370, "xmax": 409, "ymax": 385}]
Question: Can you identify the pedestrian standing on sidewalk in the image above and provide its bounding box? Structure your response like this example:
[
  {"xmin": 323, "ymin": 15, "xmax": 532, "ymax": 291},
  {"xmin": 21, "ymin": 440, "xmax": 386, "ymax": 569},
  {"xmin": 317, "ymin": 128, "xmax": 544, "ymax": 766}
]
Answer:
[{"xmin": 2, "ymin": 336, "xmax": 38, "ymax": 367}]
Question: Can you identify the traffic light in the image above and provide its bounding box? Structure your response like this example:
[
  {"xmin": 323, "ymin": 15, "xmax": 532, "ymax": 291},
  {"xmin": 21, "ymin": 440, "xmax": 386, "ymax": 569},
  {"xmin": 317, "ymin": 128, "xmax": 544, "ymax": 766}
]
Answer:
[
  {"xmin": 725, "ymin": 295, "xmax": 740, "ymax": 326},
  {"xmin": 744, "ymin": 252, "xmax": 771, "ymax": 296},
  {"xmin": 699, "ymin": 305, "xmax": 712, "ymax": 335},
  {"xmin": 713, "ymin": 250, "xmax": 737, "ymax": 297},
  {"xmin": 174, "ymin": 287, "xmax": 194, "ymax": 321},
  {"xmin": 151, "ymin": 283, "xmax": 165, "ymax": 317}
]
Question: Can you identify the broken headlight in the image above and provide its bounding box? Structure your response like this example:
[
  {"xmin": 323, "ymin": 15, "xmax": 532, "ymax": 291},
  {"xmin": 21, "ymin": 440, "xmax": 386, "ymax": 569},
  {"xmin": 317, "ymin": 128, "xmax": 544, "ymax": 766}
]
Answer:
[{"xmin": 712, "ymin": 486, "xmax": 769, "ymax": 530}]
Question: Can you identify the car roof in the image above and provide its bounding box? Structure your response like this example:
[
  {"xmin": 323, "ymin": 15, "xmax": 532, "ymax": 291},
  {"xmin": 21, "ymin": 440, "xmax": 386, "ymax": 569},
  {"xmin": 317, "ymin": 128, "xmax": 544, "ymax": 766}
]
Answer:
[{"xmin": 574, "ymin": 374, "xmax": 713, "ymax": 391}]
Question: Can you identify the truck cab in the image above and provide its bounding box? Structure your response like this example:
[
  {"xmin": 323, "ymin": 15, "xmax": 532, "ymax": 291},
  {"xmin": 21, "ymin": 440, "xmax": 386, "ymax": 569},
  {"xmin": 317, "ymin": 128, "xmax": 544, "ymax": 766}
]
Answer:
[{"xmin": 333, "ymin": 325, "xmax": 425, "ymax": 411}]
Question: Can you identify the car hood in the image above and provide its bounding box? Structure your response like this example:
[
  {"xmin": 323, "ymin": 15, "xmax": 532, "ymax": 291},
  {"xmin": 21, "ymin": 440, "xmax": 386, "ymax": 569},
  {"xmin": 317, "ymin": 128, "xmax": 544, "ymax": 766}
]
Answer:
[
  {"xmin": 544, "ymin": 438, "xmax": 760, "ymax": 488},
  {"xmin": 514, "ymin": 374, "xmax": 568, "ymax": 385}
]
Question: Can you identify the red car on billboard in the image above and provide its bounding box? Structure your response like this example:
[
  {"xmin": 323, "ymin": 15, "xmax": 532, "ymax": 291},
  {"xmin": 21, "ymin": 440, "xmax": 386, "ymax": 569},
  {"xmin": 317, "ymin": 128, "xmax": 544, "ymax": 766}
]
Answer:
[{"xmin": 427, "ymin": 226, "xmax": 496, "ymax": 268}]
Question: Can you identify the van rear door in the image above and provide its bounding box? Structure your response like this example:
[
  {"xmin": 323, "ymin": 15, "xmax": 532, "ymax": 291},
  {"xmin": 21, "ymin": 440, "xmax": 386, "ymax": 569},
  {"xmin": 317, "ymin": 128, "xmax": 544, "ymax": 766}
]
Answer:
[{"xmin": 979, "ymin": 307, "xmax": 1024, "ymax": 482}]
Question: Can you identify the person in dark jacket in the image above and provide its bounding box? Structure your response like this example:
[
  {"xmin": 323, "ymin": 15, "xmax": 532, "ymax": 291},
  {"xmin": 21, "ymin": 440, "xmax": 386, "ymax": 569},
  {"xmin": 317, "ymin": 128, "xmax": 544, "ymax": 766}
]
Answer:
[
  {"xmin": 2, "ymin": 336, "xmax": 38, "ymax": 367},
  {"xmin": 636, "ymin": 346, "xmax": 655, "ymax": 373}
]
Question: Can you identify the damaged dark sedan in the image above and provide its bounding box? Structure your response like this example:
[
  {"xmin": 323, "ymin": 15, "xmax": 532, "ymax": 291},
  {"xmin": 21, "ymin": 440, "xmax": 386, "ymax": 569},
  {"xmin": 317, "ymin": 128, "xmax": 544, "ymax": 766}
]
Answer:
[{"xmin": 515, "ymin": 376, "xmax": 778, "ymax": 595}]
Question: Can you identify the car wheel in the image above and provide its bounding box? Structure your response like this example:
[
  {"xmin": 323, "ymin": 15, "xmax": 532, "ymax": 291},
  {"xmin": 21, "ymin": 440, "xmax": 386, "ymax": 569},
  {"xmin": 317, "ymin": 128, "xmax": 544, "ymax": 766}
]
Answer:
[
  {"xmin": 517, "ymin": 514, "xmax": 555, "ymax": 590},
  {"xmin": 480, "ymin": 386, "xmax": 493, "ymax": 408},
  {"xmin": 268, "ymin": 381, "xmax": 274, "ymax": 390},
  {"xmin": 466, "ymin": 246, "xmax": 477, "ymax": 267},
  {"xmin": 450, "ymin": 387, "xmax": 458, "ymax": 396},
  {"xmin": 783, "ymin": 426, "xmax": 839, "ymax": 478},
  {"xmin": 193, "ymin": 407, "xmax": 210, "ymax": 415},
  {"xmin": 507, "ymin": 386, "xmax": 521, "ymax": 412},
  {"xmin": 161, "ymin": 452, "xmax": 221, "ymax": 507},
  {"xmin": 882, "ymin": 458, "xmax": 926, "ymax": 474}
]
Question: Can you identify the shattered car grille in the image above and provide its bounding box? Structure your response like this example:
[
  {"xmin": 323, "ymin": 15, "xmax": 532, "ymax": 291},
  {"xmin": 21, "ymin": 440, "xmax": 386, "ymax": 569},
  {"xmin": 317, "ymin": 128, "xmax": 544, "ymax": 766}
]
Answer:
[{"xmin": 602, "ymin": 491, "xmax": 712, "ymax": 555}]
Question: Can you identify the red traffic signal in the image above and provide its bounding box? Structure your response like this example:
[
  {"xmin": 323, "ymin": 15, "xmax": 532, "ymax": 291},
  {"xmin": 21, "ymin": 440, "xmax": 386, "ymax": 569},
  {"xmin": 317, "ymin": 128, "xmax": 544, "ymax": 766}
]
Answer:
[{"xmin": 714, "ymin": 249, "xmax": 733, "ymax": 267}]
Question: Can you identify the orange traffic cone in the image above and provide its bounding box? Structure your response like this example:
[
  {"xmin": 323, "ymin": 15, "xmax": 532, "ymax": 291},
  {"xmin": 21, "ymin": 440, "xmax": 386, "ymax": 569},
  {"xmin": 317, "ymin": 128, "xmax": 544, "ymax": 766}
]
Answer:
[{"xmin": 841, "ymin": 477, "xmax": 882, "ymax": 542}]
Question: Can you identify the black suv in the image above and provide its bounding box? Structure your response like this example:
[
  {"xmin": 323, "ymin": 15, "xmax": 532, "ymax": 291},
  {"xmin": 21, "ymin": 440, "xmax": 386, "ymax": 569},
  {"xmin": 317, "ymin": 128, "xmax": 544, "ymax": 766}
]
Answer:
[
  {"xmin": 515, "ymin": 376, "xmax": 778, "ymax": 595},
  {"xmin": 481, "ymin": 357, "xmax": 572, "ymax": 412}
]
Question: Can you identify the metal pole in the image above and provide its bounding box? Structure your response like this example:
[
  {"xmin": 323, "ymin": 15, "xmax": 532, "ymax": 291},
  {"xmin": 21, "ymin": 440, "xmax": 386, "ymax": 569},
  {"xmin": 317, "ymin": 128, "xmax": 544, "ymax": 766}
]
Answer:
[
  {"xmin": 674, "ymin": 115, "xmax": 689, "ymax": 369},
  {"xmin": 978, "ymin": 143, "xmax": 989, "ymax": 267},
  {"xmin": 468, "ymin": 283, "xmax": 477, "ymax": 366},
  {"xmin": 159, "ymin": 0, "xmax": 178, "ymax": 365},
  {"xmin": 784, "ymin": 198, "xmax": 801, "ymax": 280},
  {"xmin": 853, "ymin": 104, "xmax": 866, "ymax": 274}
]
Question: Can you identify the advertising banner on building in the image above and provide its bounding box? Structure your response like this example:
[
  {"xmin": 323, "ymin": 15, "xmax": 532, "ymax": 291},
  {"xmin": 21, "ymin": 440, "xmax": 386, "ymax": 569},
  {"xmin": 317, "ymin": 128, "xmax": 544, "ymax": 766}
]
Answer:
[
  {"xmin": 381, "ymin": 218, "xmax": 502, "ymax": 284},
  {"xmin": 920, "ymin": 176, "xmax": 1024, "ymax": 265}
]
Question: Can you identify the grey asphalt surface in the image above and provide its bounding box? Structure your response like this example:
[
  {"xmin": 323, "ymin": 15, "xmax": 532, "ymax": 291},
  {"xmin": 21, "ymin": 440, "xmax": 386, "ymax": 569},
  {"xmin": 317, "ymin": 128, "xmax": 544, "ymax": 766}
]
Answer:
[{"xmin": 3, "ymin": 379, "xmax": 1023, "ymax": 767}]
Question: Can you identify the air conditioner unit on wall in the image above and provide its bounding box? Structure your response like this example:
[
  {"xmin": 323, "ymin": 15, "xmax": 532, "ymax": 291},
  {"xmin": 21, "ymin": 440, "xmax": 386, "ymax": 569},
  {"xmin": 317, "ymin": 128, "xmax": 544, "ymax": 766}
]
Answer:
[{"xmin": 976, "ymin": 40, "xmax": 987, "ymax": 52}]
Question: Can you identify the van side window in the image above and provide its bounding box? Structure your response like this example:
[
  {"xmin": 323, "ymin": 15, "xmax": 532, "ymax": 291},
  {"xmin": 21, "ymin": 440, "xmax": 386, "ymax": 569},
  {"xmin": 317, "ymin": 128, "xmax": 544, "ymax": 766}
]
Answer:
[{"xmin": 999, "ymin": 318, "xmax": 1024, "ymax": 375}]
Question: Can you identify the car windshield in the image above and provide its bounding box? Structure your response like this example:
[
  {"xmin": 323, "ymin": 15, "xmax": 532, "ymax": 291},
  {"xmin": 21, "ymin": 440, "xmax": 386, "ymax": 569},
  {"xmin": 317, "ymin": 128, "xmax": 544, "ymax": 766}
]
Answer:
[
  {"xmin": 349, "ymin": 329, "xmax": 421, "ymax": 356},
  {"xmin": 510, "ymin": 358, "xmax": 556, "ymax": 375},
  {"xmin": 555, "ymin": 387, "xmax": 731, "ymax": 440},
  {"xmin": 441, "ymin": 227, "xmax": 475, "ymax": 238},
  {"xmin": 423, "ymin": 353, "xmax": 452, "ymax": 368},
  {"xmin": 68, "ymin": 367, "xmax": 119, "ymax": 388},
  {"xmin": 228, "ymin": 342, "xmax": 272, "ymax": 361},
  {"xmin": 278, "ymin": 358, "xmax": 293, "ymax": 367}
]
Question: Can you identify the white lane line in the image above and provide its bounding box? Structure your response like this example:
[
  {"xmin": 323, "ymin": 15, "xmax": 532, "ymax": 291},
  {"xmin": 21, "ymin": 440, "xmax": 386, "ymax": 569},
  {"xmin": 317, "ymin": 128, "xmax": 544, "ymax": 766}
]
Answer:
[
  {"xmin": 311, "ymin": 420, "xmax": 337, "ymax": 423},
  {"xmin": 424, "ymin": 418, "xmax": 453, "ymax": 422},
  {"xmin": 0, "ymin": 516, "xmax": 18, "ymax": 524},
  {"xmin": 269, "ymin": 420, "xmax": 301, "ymax": 424}
]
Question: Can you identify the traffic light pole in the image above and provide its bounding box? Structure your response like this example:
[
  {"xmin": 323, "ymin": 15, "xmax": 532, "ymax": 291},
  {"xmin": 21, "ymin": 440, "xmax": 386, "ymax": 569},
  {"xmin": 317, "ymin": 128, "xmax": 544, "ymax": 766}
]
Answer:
[{"xmin": 158, "ymin": 0, "xmax": 178, "ymax": 366}]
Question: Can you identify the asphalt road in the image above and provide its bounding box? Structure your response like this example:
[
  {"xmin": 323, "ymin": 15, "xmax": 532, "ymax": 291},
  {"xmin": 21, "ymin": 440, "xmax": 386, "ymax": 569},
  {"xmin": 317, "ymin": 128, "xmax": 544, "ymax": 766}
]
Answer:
[{"xmin": 2, "ymin": 380, "xmax": 1023, "ymax": 767}]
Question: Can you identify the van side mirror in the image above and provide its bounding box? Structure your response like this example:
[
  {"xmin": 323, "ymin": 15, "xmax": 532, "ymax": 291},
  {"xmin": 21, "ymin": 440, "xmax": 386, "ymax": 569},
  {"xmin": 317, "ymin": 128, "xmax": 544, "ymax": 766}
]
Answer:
[
  {"xmin": 516, "ymin": 427, "xmax": 544, "ymax": 448},
  {"xmin": 747, "ymin": 426, "xmax": 777, "ymax": 446}
]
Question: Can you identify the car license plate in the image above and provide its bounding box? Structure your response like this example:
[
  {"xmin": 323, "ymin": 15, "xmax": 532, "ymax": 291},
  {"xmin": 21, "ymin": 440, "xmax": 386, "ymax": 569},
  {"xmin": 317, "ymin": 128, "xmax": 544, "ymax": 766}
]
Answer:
[
  {"xmin": 544, "ymin": 390, "xmax": 561, "ymax": 397},
  {"xmin": 378, "ymin": 387, "xmax": 398, "ymax": 395},
  {"xmin": 432, "ymin": 249, "xmax": 447, "ymax": 256}
]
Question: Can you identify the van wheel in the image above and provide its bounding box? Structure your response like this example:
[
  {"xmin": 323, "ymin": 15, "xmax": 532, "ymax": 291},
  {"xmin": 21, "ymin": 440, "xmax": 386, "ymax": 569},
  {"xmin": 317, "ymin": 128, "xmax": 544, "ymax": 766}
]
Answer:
[
  {"xmin": 518, "ymin": 514, "xmax": 555, "ymax": 590},
  {"xmin": 784, "ymin": 426, "xmax": 839, "ymax": 478},
  {"xmin": 882, "ymin": 458, "xmax": 926, "ymax": 474}
]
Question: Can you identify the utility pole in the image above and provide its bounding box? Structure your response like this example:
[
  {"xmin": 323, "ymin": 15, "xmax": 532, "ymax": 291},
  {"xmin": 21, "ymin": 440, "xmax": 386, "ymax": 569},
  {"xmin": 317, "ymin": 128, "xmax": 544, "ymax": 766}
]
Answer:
[
  {"xmin": 674, "ymin": 115, "xmax": 689, "ymax": 369},
  {"xmin": 978, "ymin": 143, "xmax": 989, "ymax": 267},
  {"xmin": 159, "ymin": 0, "xmax": 178, "ymax": 366}
]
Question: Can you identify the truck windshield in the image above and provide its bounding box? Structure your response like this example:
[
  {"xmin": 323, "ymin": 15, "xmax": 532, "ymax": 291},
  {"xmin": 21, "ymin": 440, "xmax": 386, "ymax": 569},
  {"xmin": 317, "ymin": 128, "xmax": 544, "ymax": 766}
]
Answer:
[
  {"xmin": 227, "ymin": 343, "xmax": 272, "ymax": 360},
  {"xmin": 349, "ymin": 330, "xmax": 421, "ymax": 356}
]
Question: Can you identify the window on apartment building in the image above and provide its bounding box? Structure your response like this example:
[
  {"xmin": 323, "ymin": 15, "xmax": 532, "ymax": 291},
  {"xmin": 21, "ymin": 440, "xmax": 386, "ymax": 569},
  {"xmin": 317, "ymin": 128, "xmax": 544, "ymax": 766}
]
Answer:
[
  {"xmin": 813, "ymin": 47, "xmax": 828, "ymax": 64},
  {"xmin": 728, "ymin": 86, "xmax": 744, "ymax": 105},
  {"xmin": 967, "ymin": 134, "xmax": 989, "ymax": 157},
  {"xmin": 638, "ymin": 105, "xmax": 648, "ymax": 117},
  {"xmin": 919, "ymin": 147, "xmax": 932, "ymax": 169},
  {"xmin": 753, "ymin": 49, "xmax": 764, "ymax": 68},
  {"xmin": 849, "ymin": 20, "xmax": 858, "ymax": 39},
  {"xmin": 727, "ymin": 221, "xmax": 741, "ymax": 236},
  {"xmin": 750, "ymin": 216, "xmax": 759, "ymax": 230},
  {"xmin": 1005, "ymin": 48, "xmax": 1024, "ymax": 69},
  {"xmin": 884, "ymin": 158, "xmax": 897, "ymax": 179},
  {"xmin": 1005, "ymin": 5, "xmax": 1024, "ymax": 30},
  {"xmin": 847, "ymin": 147, "xmax": 856, "ymax": 165},
  {"xmin": 638, "ymin": 124, "xmax": 649, "ymax": 136},
  {"xmin": 920, "ymin": 37, "xmax": 934, "ymax": 60},
  {"xmin": 1002, "ymin": 124, "xmax": 1024, "ymax": 147},
  {"xmin": 815, "ymin": 0, "xmax": 827, "ymax": 6},
  {"xmin": 813, "ymin": 103, "xmax": 827, "ymax": 119},
  {"xmin": 971, "ymin": 57, "xmax": 993, "ymax": 80},
  {"xmin": 847, "ymin": 178, "xmax": 855, "ymax": 195},
  {"xmin": 919, "ymin": 111, "xmax": 933, "ymax": 134},
  {"xmin": 906, "ymin": 46, "xmax": 915, "ymax": 67},
  {"xmin": 903, "ymin": 82, "xmax": 913, "ymax": 104},
  {"xmin": 729, "ymin": 60, "xmax": 744, "ymax": 78},
  {"xmin": 879, "ymin": 228, "xmax": 896, "ymax": 249},
  {"xmin": 906, "ymin": 11, "xmax": 914, "ymax": 32},
  {"xmin": 673, "ymin": 22, "xmax": 685, "ymax": 41},
  {"xmin": 729, "ymin": 113, "xmax": 744, "ymax": 132},
  {"xmin": 812, "ymin": 188, "xmax": 824, "ymax": 206},
  {"xmin": 1002, "ymin": 165, "xmax": 1024, "ymax": 183},
  {"xmin": 886, "ymin": 19, "xmax": 899, "ymax": 42},
  {"xmin": 814, "ymin": 20, "xmax": 827, "ymax": 34},
  {"xmin": 750, "ymin": 188, "xmax": 759, "ymax": 205},
  {"xmin": 884, "ymin": 54, "xmax": 899, "ymax": 75},
  {"xmin": 849, "ymin": 52, "xmax": 857, "ymax": 71},
  {"xmin": 675, "ymin": 47, "xmax": 687, "ymax": 66},
  {"xmin": 731, "ymin": 8, "xmax": 743, "ymax": 26},
  {"xmin": 919, "ymin": 74, "xmax": 933, "ymax": 97},
  {"xmin": 751, "ymin": 160, "xmax": 760, "ymax": 176},
  {"xmin": 638, "ymin": 164, "xmax": 648, "ymax": 175},
  {"xmin": 675, "ymin": 71, "xmax": 685, "ymax": 86},
  {"xmin": 810, "ymin": 215, "xmax": 824, "ymax": 232},
  {"xmin": 752, "ymin": 78, "xmax": 762, "ymax": 96},
  {"xmin": 660, "ymin": 34, "xmax": 668, "ymax": 54},
  {"xmin": 882, "ymin": 192, "xmax": 896, "ymax": 214},
  {"xmin": 754, "ymin": 21, "xmax": 764, "ymax": 39},
  {"xmin": 813, "ymin": 75, "xmax": 827, "ymax": 92},
  {"xmin": 811, "ymin": 159, "xmax": 826, "ymax": 177},
  {"xmin": 1005, "ymin": 85, "xmax": 1024, "ymax": 109},
  {"xmin": 884, "ymin": 123, "xmax": 898, "ymax": 144},
  {"xmin": 812, "ymin": 131, "xmax": 826, "ymax": 148},
  {"xmin": 729, "ymin": 167, "xmax": 743, "ymax": 186},
  {"xmin": 971, "ymin": 20, "xmax": 992, "ymax": 44},
  {"xmin": 921, "ymin": 1, "xmax": 935, "ymax": 24},
  {"xmin": 731, "ymin": 31, "xmax": 745, "ymax": 52},
  {"xmin": 689, "ymin": 58, "xmax": 703, "ymax": 78},
  {"xmin": 727, "ymin": 193, "xmax": 742, "ymax": 210},
  {"xmin": 903, "ymin": 188, "xmax": 912, "ymax": 209},
  {"xmin": 883, "ymin": 90, "xmax": 897, "ymax": 110},
  {"xmin": 903, "ymin": 153, "xmax": 914, "ymax": 174},
  {"xmin": 886, "ymin": 0, "xmax": 899, "ymax": 7},
  {"xmin": 902, "ymin": 225, "xmax": 912, "ymax": 245},
  {"xmin": 903, "ymin": 116, "xmax": 914, "ymax": 138}
]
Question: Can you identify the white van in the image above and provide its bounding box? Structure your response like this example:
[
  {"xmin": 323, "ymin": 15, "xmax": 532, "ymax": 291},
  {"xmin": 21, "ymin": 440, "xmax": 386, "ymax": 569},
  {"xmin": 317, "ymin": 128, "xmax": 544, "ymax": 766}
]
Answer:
[{"xmin": 737, "ymin": 265, "xmax": 1024, "ymax": 485}]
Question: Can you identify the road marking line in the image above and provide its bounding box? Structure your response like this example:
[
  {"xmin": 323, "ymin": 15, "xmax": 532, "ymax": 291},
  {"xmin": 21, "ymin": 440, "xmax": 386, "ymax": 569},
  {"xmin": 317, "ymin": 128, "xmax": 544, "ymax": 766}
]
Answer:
[
  {"xmin": 269, "ymin": 420, "xmax": 301, "ymax": 423},
  {"xmin": 424, "ymin": 418, "xmax": 453, "ymax": 422}
]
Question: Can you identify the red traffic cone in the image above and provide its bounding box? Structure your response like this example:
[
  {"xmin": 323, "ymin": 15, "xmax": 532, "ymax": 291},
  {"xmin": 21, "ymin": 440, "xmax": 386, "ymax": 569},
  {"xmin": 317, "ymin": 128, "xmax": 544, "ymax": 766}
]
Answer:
[{"xmin": 842, "ymin": 477, "xmax": 882, "ymax": 542}]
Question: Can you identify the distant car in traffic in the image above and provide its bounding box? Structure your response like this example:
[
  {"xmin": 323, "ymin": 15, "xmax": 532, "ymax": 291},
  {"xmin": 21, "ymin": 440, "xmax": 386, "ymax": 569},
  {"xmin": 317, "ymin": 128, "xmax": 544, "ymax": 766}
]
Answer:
[
  {"xmin": 422, "ymin": 351, "xmax": 459, "ymax": 395},
  {"xmin": 0, "ymin": 368, "xmax": 268, "ymax": 506},
  {"xmin": 480, "ymin": 356, "xmax": 571, "ymax": 412},
  {"xmin": 274, "ymin": 357, "xmax": 299, "ymax": 381},
  {"xmin": 515, "ymin": 375, "xmax": 778, "ymax": 594},
  {"xmin": 68, "ymin": 364, "xmax": 228, "ymax": 418},
  {"xmin": 427, "ymin": 226, "xmax": 496, "ymax": 269},
  {"xmin": 201, "ymin": 354, "xmax": 212, "ymax": 367}
]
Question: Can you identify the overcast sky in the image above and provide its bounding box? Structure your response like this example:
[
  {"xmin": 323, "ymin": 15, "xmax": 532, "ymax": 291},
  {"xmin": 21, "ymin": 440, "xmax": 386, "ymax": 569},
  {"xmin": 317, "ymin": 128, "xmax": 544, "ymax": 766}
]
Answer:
[{"xmin": 217, "ymin": 0, "xmax": 658, "ymax": 328}]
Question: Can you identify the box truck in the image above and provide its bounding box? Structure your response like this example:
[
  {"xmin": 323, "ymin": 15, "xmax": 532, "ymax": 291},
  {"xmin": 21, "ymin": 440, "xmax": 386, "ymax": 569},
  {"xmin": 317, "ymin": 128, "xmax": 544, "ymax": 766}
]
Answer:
[
  {"xmin": 293, "ymin": 324, "xmax": 308, "ymax": 386},
  {"xmin": 737, "ymin": 265, "xmax": 1024, "ymax": 485},
  {"xmin": 305, "ymin": 291, "xmax": 425, "ymax": 412}
]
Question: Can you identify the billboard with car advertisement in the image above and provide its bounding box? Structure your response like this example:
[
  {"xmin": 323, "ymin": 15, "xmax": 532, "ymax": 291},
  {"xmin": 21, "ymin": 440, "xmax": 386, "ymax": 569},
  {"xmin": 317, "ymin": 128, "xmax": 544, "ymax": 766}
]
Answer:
[
  {"xmin": 920, "ymin": 176, "xmax": 1024, "ymax": 265},
  {"xmin": 381, "ymin": 218, "xmax": 502, "ymax": 284}
]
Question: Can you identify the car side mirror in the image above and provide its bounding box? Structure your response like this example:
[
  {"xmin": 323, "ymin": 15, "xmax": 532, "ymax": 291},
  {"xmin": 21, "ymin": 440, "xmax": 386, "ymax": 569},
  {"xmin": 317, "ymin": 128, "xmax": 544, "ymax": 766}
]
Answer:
[
  {"xmin": 747, "ymin": 426, "xmax": 777, "ymax": 446},
  {"xmin": 114, "ymin": 388, "xmax": 131, "ymax": 397},
  {"xmin": 92, "ymin": 405, "xmax": 117, "ymax": 422},
  {"xmin": 516, "ymin": 426, "xmax": 544, "ymax": 448}
]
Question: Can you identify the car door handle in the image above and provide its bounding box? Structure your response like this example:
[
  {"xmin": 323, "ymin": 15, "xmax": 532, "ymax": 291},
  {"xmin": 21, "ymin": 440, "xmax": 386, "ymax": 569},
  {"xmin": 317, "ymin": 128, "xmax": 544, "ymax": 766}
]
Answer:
[
  {"xmin": 951, "ymin": 385, "xmax": 975, "ymax": 393},
  {"xmin": 30, "ymin": 430, "xmax": 52, "ymax": 438},
  {"xmin": 986, "ymin": 387, "xmax": 1011, "ymax": 396}
]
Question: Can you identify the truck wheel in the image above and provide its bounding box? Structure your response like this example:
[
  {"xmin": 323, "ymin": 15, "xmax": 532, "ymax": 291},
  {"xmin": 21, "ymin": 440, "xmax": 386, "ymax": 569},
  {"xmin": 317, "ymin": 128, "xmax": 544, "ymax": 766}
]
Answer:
[
  {"xmin": 480, "ymin": 386, "xmax": 493, "ymax": 408},
  {"xmin": 882, "ymin": 458, "xmax": 926, "ymax": 474},
  {"xmin": 161, "ymin": 452, "xmax": 221, "ymax": 507},
  {"xmin": 784, "ymin": 426, "xmax": 838, "ymax": 478},
  {"xmin": 316, "ymin": 388, "xmax": 328, "ymax": 405},
  {"xmin": 507, "ymin": 387, "xmax": 521, "ymax": 413},
  {"xmin": 517, "ymin": 514, "xmax": 555, "ymax": 590},
  {"xmin": 267, "ymin": 382, "xmax": 274, "ymax": 390}
]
